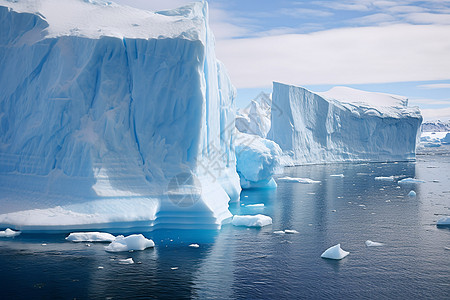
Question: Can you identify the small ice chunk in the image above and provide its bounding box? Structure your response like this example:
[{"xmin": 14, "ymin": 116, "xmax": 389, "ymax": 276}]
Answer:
[
  {"xmin": 365, "ymin": 240, "xmax": 384, "ymax": 247},
  {"xmin": 98, "ymin": 266, "xmax": 104, "ymax": 269},
  {"xmin": 273, "ymin": 231, "xmax": 285, "ymax": 234},
  {"xmin": 437, "ymin": 216, "xmax": 450, "ymax": 226},
  {"xmin": 284, "ymin": 229, "xmax": 299, "ymax": 234},
  {"xmin": 245, "ymin": 204, "xmax": 265, "ymax": 208},
  {"xmin": 278, "ymin": 176, "xmax": 320, "ymax": 184},
  {"xmin": 105, "ymin": 234, "xmax": 155, "ymax": 252},
  {"xmin": 0, "ymin": 228, "xmax": 21, "ymax": 237},
  {"xmin": 189, "ymin": 244, "xmax": 200, "ymax": 248},
  {"xmin": 321, "ymin": 244, "xmax": 349, "ymax": 260},
  {"xmin": 408, "ymin": 190, "xmax": 416, "ymax": 197},
  {"xmin": 398, "ymin": 178, "xmax": 425, "ymax": 184},
  {"xmin": 232, "ymin": 214, "xmax": 272, "ymax": 227},
  {"xmin": 375, "ymin": 176, "xmax": 394, "ymax": 181},
  {"xmin": 66, "ymin": 232, "xmax": 115, "ymax": 242},
  {"xmin": 118, "ymin": 258, "xmax": 134, "ymax": 265},
  {"xmin": 171, "ymin": 267, "xmax": 178, "ymax": 270},
  {"xmin": 330, "ymin": 174, "xmax": 344, "ymax": 178}
]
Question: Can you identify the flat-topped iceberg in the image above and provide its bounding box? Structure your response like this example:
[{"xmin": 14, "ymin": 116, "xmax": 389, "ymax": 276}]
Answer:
[
  {"xmin": 268, "ymin": 82, "xmax": 422, "ymax": 165},
  {"xmin": 0, "ymin": 0, "xmax": 240, "ymax": 231},
  {"xmin": 66, "ymin": 232, "xmax": 115, "ymax": 242}
]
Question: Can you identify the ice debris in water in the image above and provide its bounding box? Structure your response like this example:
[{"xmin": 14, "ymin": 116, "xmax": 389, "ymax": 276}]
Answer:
[
  {"xmin": 321, "ymin": 244, "xmax": 349, "ymax": 260},
  {"xmin": 232, "ymin": 215, "xmax": 272, "ymax": 227},
  {"xmin": 398, "ymin": 178, "xmax": 425, "ymax": 184},
  {"xmin": 189, "ymin": 244, "xmax": 200, "ymax": 248},
  {"xmin": 66, "ymin": 232, "xmax": 115, "ymax": 242},
  {"xmin": 408, "ymin": 190, "xmax": 417, "ymax": 197},
  {"xmin": 0, "ymin": 228, "xmax": 21, "ymax": 237},
  {"xmin": 245, "ymin": 204, "xmax": 265, "ymax": 208},
  {"xmin": 104, "ymin": 234, "xmax": 155, "ymax": 252},
  {"xmin": 118, "ymin": 258, "xmax": 134, "ymax": 265},
  {"xmin": 278, "ymin": 177, "xmax": 320, "ymax": 184},
  {"xmin": 365, "ymin": 240, "xmax": 384, "ymax": 247},
  {"xmin": 330, "ymin": 174, "xmax": 344, "ymax": 178},
  {"xmin": 375, "ymin": 176, "xmax": 395, "ymax": 181},
  {"xmin": 284, "ymin": 229, "xmax": 299, "ymax": 234}
]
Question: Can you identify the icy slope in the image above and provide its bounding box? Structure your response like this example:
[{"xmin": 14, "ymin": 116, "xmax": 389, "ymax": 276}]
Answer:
[
  {"xmin": 267, "ymin": 82, "xmax": 422, "ymax": 165},
  {"xmin": 0, "ymin": 0, "xmax": 240, "ymax": 231},
  {"xmin": 235, "ymin": 92, "xmax": 272, "ymax": 138}
]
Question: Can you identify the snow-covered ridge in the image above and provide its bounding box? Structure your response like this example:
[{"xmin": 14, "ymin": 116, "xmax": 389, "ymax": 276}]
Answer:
[
  {"xmin": 0, "ymin": 0, "xmax": 240, "ymax": 231},
  {"xmin": 0, "ymin": 0, "xmax": 208, "ymax": 41},
  {"xmin": 268, "ymin": 82, "xmax": 422, "ymax": 165}
]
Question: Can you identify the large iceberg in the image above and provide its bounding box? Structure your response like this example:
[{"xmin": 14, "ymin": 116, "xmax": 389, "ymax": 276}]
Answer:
[
  {"xmin": 0, "ymin": 0, "xmax": 240, "ymax": 231},
  {"xmin": 235, "ymin": 92, "xmax": 272, "ymax": 138},
  {"xmin": 267, "ymin": 82, "xmax": 423, "ymax": 165}
]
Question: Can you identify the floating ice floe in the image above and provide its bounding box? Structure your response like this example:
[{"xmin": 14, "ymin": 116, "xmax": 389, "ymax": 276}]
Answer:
[
  {"xmin": 330, "ymin": 174, "xmax": 344, "ymax": 178},
  {"xmin": 321, "ymin": 244, "xmax": 349, "ymax": 260},
  {"xmin": 118, "ymin": 258, "xmax": 134, "ymax": 265},
  {"xmin": 0, "ymin": 228, "xmax": 21, "ymax": 237},
  {"xmin": 365, "ymin": 240, "xmax": 384, "ymax": 247},
  {"xmin": 232, "ymin": 214, "xmax": 272, "ymax": 227},
  {"xmin": 66, "ymin": 232, "xmax": 115, "ymax": 242},
  {"xmin": 104, "ymin": 234, "xmax": 155, "ymax": 252},
  {"xmin": 284, "ymin": 229, "xmax": 299, "ymax": 234},
  {"xmin": 245, "ymin": 204, "xmax": 265, "ymax": 208},
  {"xmin": 189, "ymin": 244, "xmax": 200, "ymax": 248},
  {"xmin": 398, "ymin": 178, "xmax": 425, "ymax": 184},
  {"xmin": 273, "ymin": 231, "xmax": 285, "ymax": 234},
  {"xmin": 375, "ymin": 176, "xmax": 395, "ymax": 181},
  {"xmin": 278, "ymin": 177, "xmax": 321, "ymax": 184},
  {"xmin": 437, "ymin": 216, "xmax": 450, "ymax": 226},
  {"xmin": 408, "ymin": 190, "xmax": 417, "ymax": 197}
]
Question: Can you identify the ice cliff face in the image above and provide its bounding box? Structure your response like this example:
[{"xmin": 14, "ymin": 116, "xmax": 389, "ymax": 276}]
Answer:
[
  {"xmin": 0, "ymin": 0, "xmax": 240, "ymax": 231},
  {"xmin": 268, "ymin": 82, "xmax": 423, "ymax": 165}
]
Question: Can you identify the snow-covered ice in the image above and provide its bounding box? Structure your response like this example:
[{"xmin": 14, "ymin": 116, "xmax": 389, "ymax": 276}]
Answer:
[
  {"xmin": 118, "ymin": 258, "xmax": 134, "ymax": 265},
  {"xmin": 268, "ymin": 83, "xmax": 422, "ymax": 165},
  {"xmin": 0, "ymin": 228, "xmax": 21, "ymax": 237},
  {"xmin": 231, "ymin": 214, "xmax": 272, "ymax": 227},
  {"xmin": 278, "ymin": 177, "xmax": 320, "ymax": 184},
  {"xmin": 365, "ymin": 240, "xmax": 384, "ymax": 247},
  {"xmin": 0, "ymin": 0, "xmax": 241, "ymax": 231},
  {"xmin": 104, "ymin": 234, "xmax": 155, "ymax": 252},
  {"xmin": 320, "ymin": 244, "xmax": 349, "ymax": 260},
  {"xmin": 65, "ymin": 232, "xmax": 115, "ymax": 242},
  {"xmin": 398, "ymin": 178, "xmax": 425, "ymax": 184}
]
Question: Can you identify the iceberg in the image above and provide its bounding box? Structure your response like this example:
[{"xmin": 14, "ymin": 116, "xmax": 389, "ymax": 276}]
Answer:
[
  {"xmin": 231, "ymin": 214, "xmax": 272, "ymax": 227},
  {"xmin": 0, "ymin": 0, "xmax": 240, "ymax": 231},
  {"xmin": 320, "ymin": 244, "xmax": 349, "ymax": 260},
  {"xmin": 104, "ymin": 234, "xmax": 155, "ymax": 252},
  {"xmin": 408, "ymin": 190, "xmax": 417, "ymax": 197},
  {"xmin": 365, "ymin": 240, "xmax": 384, "ymax": 247},
  {"xmin": 235, "ymin": 131, "xmax": 282, "ymax": 189},
  {"xmin": 268, "ymin": 83, "xmax": 422, "ymax": 165},
  {"xmin": 375, "ymin": 176, "xmax": 395, "ymax": 181},
  {"xmin": 65, "ymin": 232, "xmax": 115, "ymax": 242},
  {"xmin": 398, "ymin": 178, "xmax": 425, "ymax": 184},
  {"xmin": 0, "ymin": 228, "xmax": 21, "ymax": 237},
  {"xmin": 437, "ymin": 216, "xmax": 450, "ymax": 226},
  {"xmin": 235, "ymin": 92, "xmax": 272, "ymax": 138}
]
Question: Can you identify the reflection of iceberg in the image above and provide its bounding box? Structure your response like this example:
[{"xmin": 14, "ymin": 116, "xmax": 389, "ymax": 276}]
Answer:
[{"xmin": 0, "ymin": 0, "xmax": 240, "ymax": 231}]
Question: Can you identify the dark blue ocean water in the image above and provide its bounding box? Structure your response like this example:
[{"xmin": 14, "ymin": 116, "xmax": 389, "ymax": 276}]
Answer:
[{"xmin": 1, "ymin": 152, "xmax": 449, "ymax": 299}]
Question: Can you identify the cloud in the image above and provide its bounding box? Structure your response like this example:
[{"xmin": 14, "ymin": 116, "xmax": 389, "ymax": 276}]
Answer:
[
  {"xmin": 278, "ymin": 7, "xmax": 334, "ymax": 18},
  {"xmin": 404, "ymin": 12, "xmax": 450, "ymax": 25},
  {"xmin": 419, "ymin": 107, "xmax": 450, "ymax": 121},
  {"xmin": 216, "ymin": 24, "xmax": 450, "ymax": 89},
  {"xmin": 409, "ymin": 98, "xmax": 450, "ymax": 105},
  {"xmin": 418, "ymin": 83, "xmax": 450, "ymax": 89}
]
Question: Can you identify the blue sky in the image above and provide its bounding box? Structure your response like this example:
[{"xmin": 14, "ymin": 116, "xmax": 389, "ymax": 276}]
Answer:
[{"xmin": 116, "ymin": 0, "xmax": 450, "ymax": 121}]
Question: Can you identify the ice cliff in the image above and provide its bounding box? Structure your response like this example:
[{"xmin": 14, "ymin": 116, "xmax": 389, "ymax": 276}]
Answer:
[
  {"xmin": 235, "ymin": 92, "xmax": 272, "ymax": 138},
  {"xmin": 0, "ymin": 0, "xmax": 240, "ymax": 231},
  {"xmin": 267, "ymin": 82, "xmax": 423, "ymax": 165}
]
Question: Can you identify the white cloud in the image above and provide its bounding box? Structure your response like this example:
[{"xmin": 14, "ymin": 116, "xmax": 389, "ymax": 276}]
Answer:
[
  {"xmin": 279, "ymin": 7, "xmax": 333, "ymax": 18},
  {"xmin": 420, "ymin": 107, "xmax": 450, "ymax": 121},
  {"xmin": 216, "ymin": 24, "xmax": 450, "ymax": 89},
  {"xmin": 418, "ymin": 83, "xmax": 450, "ymax": 89},
  {"xmin": 404, "ymin": 12, "xmax": 450, "ymax": 25}
]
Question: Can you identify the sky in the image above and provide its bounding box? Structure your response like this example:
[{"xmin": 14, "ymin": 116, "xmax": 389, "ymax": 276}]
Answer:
[{"xmin": 115, "ymin": 0, "xmax": 450, "ymax": 121}]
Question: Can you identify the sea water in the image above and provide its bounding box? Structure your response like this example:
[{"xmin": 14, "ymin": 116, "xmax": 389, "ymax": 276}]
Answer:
[{"xmin": 1, "ymin": 150, "xmax": 449, "ymax": 299}]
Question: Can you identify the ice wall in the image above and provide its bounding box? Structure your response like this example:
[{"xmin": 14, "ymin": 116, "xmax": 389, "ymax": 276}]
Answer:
[
  {"xmin": 268, "ymin": 82, "xmax": 422, "ymax": 165},
  {"xmin": 0, "ymin": 0, "xmax": 240, "ymax": 231}
]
